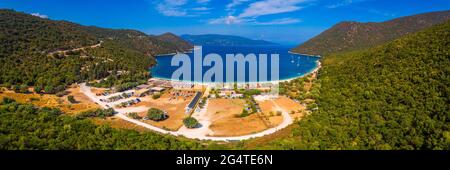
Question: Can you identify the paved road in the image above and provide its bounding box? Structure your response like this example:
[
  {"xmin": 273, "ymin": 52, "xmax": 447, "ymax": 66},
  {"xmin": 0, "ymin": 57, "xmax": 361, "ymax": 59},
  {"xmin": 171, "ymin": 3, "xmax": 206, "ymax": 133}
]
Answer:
[{"xmin": 79, "ymin": 83, "xmax": 294, "ymax": 141}]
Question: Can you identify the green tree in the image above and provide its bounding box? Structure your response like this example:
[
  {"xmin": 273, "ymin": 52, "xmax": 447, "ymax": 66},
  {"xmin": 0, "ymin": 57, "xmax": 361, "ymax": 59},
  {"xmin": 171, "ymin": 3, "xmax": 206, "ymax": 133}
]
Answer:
[
  {"xmin": 147, "ymin": 108, "xmax": 167, "ymax": 121},
  {"xmin": 183, "ymin": 117, "xmax": 199, "ymax": 128},
  {"xmin": 67, "ymin": 95, "xmax": 76, "ymax": 103},
  {"xmin": 128, "ymin": 112, "xmax": 141, "ymax": 120},
  {"xmin": 152, "ymin": 93, "xmax": 161, "ymax": 99}
]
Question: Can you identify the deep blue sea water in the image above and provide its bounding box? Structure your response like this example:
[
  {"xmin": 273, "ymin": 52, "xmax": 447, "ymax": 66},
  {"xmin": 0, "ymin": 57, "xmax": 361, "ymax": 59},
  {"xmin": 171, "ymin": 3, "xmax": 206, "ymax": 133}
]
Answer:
[{"xmin": 150, "ymin": 45, "xmax": 319, "ymax": 83}]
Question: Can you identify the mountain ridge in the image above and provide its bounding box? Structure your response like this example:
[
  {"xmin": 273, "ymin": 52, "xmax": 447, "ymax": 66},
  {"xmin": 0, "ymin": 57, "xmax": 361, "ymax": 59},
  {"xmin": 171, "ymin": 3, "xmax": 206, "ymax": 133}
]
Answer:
[
  {"xmin": 291, "ymin": 10, "xmax": 450, "ymax": 56},
  {"xmin": 0, "ymin": 9, "xmax": 190, "ymax": 93},
  {"xmin": 153, "ymin": 32, "xmax": 193, "ymax": 52},
  {"xmin": 181, "ymin": 34, "xmax": 277, "ymax": 46}
]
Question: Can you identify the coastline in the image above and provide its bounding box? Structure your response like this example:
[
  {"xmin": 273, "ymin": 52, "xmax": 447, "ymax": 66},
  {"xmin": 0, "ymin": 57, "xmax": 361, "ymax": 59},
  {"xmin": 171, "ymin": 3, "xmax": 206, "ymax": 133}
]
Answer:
[
  {"xmin": 155, "ymin": 49, "xmax": 194, "ymax": 57},
  {"xmin": 155, "ymin": 46, "xmax": 201, "ymax": 56},
  {"xmin": 288, "ymin": 51, "xmax": 321, "ymax": 58},
  {"xmin": 151, "ymin": 49, "xmax": 322, "ymax": 85},
  {"xmin": 150, "ymin": 59, "xmax": 321, "ymax": 85}
]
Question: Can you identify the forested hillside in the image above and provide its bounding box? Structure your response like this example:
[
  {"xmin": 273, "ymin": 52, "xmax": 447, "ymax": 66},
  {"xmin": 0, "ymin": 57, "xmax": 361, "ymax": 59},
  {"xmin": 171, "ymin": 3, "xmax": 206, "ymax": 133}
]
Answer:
[
  {"xmin": 154, "ymin": 32, "xmax": 193, "ymax": 52},
  {"xmin": 0, "ymin": 98, "xmax": 202, "ymax": 149},
  {"xmin": 266, "ymin": 21, "xmax": 449, "ymax": 150},
  {"xmin": 85, "ymin": 27, "xmax": 192, "ymax": 56},
  {"xmin": 291, "ymin": 10, "xmax": 450, "ymax": 56},
  {"xmin": 0, "ymin": 9, "xmax": 191, "ymax": 93}
]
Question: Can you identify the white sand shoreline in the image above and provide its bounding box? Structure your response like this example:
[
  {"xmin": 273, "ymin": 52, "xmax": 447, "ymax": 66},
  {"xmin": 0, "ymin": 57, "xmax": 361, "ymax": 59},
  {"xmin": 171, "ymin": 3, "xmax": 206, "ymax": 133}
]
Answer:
[
  {"xmin": 151, "ymin": 50, "xmax": 322, "ymax": 86},
  {"xmin": 151, "ymin": 60, "xmax": 321, "ymax": 85},
  {"xmin": 288, "ymin": 51, "xmax": 322, "ymax": 58}
]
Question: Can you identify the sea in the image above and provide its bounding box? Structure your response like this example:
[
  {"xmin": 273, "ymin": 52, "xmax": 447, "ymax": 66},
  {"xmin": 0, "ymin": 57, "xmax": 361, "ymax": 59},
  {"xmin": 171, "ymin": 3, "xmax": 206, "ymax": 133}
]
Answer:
[{"xmin": 150, "ymin": 45, "xmax": 320, "ymax": 83}]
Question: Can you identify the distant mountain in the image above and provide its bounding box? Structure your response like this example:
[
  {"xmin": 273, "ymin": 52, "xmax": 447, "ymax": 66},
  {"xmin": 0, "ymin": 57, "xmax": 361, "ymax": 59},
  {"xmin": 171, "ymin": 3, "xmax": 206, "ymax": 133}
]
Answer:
[
  {"xmin": 154, "ymin": 32, "xmax": 193, "ymax": 52},
  {"xmin": 291, "ymin": 10, "xmax": 450, "ymax": 56},
  {"xmin": 181, "ymin": 34, "xmax": 277, "ymax": 46}
]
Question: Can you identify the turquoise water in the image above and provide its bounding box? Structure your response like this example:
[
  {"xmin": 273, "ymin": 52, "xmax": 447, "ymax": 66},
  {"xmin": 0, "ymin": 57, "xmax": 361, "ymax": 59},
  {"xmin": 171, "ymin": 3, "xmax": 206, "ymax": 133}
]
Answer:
[{"xmin": 150, "ymin": 45, "xmax": 319, "ymax": 83}]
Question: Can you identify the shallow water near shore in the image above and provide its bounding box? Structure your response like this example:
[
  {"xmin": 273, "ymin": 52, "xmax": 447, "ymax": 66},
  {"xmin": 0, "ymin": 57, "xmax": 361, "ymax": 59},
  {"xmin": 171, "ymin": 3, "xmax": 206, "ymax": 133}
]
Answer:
[{"xmin": 150, "ymin": 45, "xmax": 320, "ymax": 83}]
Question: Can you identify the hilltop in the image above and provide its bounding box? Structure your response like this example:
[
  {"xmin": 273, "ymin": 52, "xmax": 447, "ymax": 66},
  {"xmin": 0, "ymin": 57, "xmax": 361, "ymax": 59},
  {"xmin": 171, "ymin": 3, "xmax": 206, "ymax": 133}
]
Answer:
[
  {"xmin": 291, "ymin": 10, "xmax": 450, "ymax": 56},
  {"xmin": 154, "ymin": 32, "xmax": 193, "ymax": 52}
]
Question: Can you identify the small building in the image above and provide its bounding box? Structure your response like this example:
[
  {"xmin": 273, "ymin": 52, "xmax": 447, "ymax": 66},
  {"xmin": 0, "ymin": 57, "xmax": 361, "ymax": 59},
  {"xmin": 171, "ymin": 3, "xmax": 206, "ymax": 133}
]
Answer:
[
  {"xmin": 218, "ymin": 92, "xmax": 227, "ymax": 98},
  {"xmin": 136, "ymin": 84, "xmax": 150, "ymax": 90},
  {"xmin": 231, "ymin": 93, "xmax": 243, "ymax": 98},
  {"xmin": 185, "ymin": 92, "xmax": 202, "ymax": 113},
  {"xmin": 150, "ymin": 87, "xmax": 165, "ymax": 92},
  {"xmin": 135, "ymin": 89, "xmax": 151, "ymax": 97}
]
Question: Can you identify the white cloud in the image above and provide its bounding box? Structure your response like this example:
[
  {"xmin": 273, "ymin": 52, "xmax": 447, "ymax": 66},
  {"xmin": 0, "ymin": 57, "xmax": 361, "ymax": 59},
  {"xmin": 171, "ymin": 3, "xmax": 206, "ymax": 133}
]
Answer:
[
  {"xmin": 156, "ymin": 0, "xmax": 213, "ymax": 17},
  {"xmin": 209, "ymin": 16, "xmax": 301, "ymax": 25},
  {"xmin": 209, "ymin": 16, "xmax": 252, "ymax": 25},
  {"xmin": 211, "ymin": 0, "xmax": 307, "ymax": 25},
  {"xmin": 167, "ymin": 0, "xmax": 188, "ymax": 6},
  {"xmin": 226, "ymin": 0, "xmax": 251, "ymax": 10},
  {"xmin": 239, "ymin": 0, "xmax": 308, "ymax": 18},
  {"xmin": 326, "ymin": 0, "xmax": 368, "ymax": 9},
  {"xmin": 253, "ymin": 18, "xmax": 302, "ymax": 25},
  {"xmin": 31, "ymin": 13, "xmax": 48, "ymax": 19},
  {"xmin": 156, "ymin": 0, "xmax": 188, "ymax": 16},
  {"xmin": 157, "ymin": 4, "xmax": 187, "ymax": 16},
  {"xmin": 192, "ymin": 7, "xmax": 211, "ymax": 11}
]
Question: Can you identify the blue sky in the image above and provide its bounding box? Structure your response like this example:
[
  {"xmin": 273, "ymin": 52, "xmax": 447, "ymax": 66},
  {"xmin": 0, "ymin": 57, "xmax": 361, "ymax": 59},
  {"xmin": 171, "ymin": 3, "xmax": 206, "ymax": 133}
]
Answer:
[{"xmin": 1, "ymin": 0, "xmax": 449, "ymax": 45}]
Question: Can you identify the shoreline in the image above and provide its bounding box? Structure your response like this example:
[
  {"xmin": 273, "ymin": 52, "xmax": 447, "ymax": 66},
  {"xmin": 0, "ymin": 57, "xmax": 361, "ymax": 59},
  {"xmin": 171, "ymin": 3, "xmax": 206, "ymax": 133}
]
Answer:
[
  {"xmin": 151, "ymin": 50, "xmax": 322, "ymax": 85},
  {"xmin": 288, "ymin": 51, "xmax": 321, "ymax": 58},
  {"xmin": 150, "ymin": 60, "xmax": 321, "ymax": 85},
  {"xmin": 155, "ymin": 47, "xmax": 198, "ymax": 56}
]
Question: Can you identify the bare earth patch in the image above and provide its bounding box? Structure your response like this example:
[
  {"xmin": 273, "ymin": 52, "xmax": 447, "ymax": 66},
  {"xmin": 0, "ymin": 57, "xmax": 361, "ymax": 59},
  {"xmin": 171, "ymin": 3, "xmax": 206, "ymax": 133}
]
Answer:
[
  {"xmin": 206, "ymin": 99, "xmax": 269, "ymax": 137},
  {"xmin": 92, "ymin": 117, "xmax": 150, "ymax": 132},
  {"xmin": 257, "ymin": 100, "xmax": 284, "ymax": 126},
  {"xmin": 133, "ymin": 90, "xmax": 193, "ymax": 131},
  {"xmin": 90, "ymin": 87, "xmax": 108, "ymax": 95},
  {"xmin": 0, "ymin": 86, "xmax": 99, "ymax": 115},
  {"xmin": 272, "ymin": 96, "xmax": 306, "ymax": 120},
  {"xmin": 63, "ymin": 86, "xmax": 100, "ymax": 114}
]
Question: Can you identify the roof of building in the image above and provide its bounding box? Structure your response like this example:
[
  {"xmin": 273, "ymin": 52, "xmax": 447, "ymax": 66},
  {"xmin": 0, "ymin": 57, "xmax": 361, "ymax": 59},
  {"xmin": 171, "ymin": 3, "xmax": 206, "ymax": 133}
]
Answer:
[
  {"xmin": 187, "ymin": 92, "xmax": 202, "ymax": 109},
  {"xmin": 136, "ymin": 84, "xmax": 150, "ymax": 89},
  {"xmin": 150, "ymin": 87, "xmax": 165, "ymax": 91}
]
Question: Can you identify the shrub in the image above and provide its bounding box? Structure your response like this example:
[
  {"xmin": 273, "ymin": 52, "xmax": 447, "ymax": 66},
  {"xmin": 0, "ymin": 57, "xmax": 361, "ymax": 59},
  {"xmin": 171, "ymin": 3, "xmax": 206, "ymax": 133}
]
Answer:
[
  {"xmin": 12, "ymin": 85, "xmax": 20, "ymax": 93},
  {"xmin": 183, "ymin": 117, "xmax": 199, "ymax": 128},
  {"xmin": 276, "ymin": 111, "xmax": 282, "ymax": 116},
  {"xmin": 307, "ymin": 103, "xmax": 318, "ymax": 110},
  {"xmin": 147, "ymin": 108, "xmax": 167, "ymax": 121},
  {"xmin": 44, "ymin": 86, "xmax": 55, "ymax": 94},
  {"xmin": 34, "ymin": 86, "xmax": 42, "ymax": 93},
  {"xmin": 77, "ymin": 108, "xmax": 115, "ymax": 119},
  {"xmin": 128, "ymin": 112, "xmax": 142, "ymax": 120},
  {"xmin": 1, "ymin": 97, "xmax": 16, "ymax": 104},
  {"xmin": 238, "ymin": 109, "xmax": 250, "ymax": 118},
  {"xmin": 152, "ymin": 93, "xmax": 161, "ymax": 99},
  {"xmin": 30, "ymin": 97, "xmax": 40, "ymax": 102},
  {"xmin": 67, "ymin": 95, "xmax": 76, "ymax": 103},
  {"xmin": 19, "ymin": 84, "xmax": 30, "ymax": 93},
  {"xmin": 56, "ymin": 91, "xmax": 68, "ymax": 97}
]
